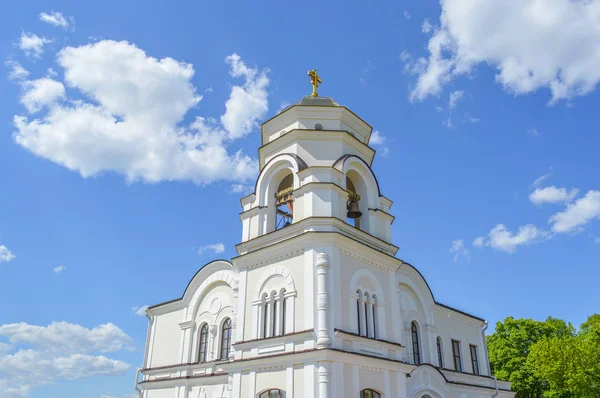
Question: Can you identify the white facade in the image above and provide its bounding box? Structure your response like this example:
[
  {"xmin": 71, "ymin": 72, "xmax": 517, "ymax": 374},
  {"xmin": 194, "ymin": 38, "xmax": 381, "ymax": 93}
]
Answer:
[{"xmin": 137, "ymin": 96, "xmax": 515, "ymax": 398}]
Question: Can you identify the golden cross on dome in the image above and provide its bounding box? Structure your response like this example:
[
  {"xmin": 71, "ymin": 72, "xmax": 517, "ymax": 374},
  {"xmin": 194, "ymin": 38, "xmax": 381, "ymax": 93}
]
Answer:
[{"xmin": 307, "ymin": 69, "xmax": 322, "ymax": 98}]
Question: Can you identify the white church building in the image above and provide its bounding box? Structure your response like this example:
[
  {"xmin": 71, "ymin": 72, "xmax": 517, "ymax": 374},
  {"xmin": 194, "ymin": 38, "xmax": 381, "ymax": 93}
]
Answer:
[{"xmin": 136, "ymin": 76, "xmax": 515, "ymax": 398}]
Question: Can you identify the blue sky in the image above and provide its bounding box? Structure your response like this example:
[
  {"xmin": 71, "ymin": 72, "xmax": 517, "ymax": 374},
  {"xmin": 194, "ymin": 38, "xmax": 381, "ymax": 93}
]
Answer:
[{"xmin": 1, "ymin": 1, "xmax": 599, "ymax": 397}]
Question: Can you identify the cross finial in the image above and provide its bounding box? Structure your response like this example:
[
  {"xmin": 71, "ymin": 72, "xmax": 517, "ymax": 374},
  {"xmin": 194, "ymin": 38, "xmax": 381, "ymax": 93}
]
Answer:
[{"xmin": 307, "ymin": 69, "xmax": 322, "ymax": 98}]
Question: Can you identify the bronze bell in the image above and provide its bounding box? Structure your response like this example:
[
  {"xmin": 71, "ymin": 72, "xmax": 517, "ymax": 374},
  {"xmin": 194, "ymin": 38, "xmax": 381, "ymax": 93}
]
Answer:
[{"xmin": 347, "ymin": 200, "xmax": 362, "ymax": 219}]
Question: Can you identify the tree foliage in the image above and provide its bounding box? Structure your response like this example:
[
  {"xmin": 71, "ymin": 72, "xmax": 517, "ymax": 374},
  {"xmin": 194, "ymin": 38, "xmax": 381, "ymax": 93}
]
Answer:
[{"xmin": 487, "ymin": 315, "xmax": 600, "ymax": 398}]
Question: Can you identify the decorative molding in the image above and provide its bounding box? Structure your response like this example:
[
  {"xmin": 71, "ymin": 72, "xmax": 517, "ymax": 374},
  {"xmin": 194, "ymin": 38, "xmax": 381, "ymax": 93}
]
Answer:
[{"xmin": 179, "ymin": 320, "xmax": 196, "ymax": 330}]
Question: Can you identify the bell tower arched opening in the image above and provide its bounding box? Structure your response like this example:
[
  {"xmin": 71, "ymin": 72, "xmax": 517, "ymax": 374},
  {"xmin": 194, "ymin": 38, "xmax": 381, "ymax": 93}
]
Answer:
[
  {"xmin": 274, "ymin": 172, "xmax": 293, "ymax": 230},
  {"xmin": 346, "ymin": 170, "xmax": 369, "ymax": 232}
]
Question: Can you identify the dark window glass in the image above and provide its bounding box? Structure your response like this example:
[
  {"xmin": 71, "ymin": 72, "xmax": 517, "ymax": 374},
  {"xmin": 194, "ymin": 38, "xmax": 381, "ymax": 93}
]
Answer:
[
  {"xmin": 411, "ymin": 322, "xmax": 421, "ymax": 364},
  {"xmin": 360, "ymin": 389, "xmax": 381, "ymax": 398},
  {"xmin": 452, "ymin": 340, "xmax": 462, "ymax": 372},
  {"xmin": 470, "ymin": 345, "xmax": 480, "ymax": 375},
  {"xmin": 372, "ymin": 296, "xmax": 378, "ymax": 339},
  {"xmin": 258, "ymin": 389, "xmax": 286, "ymax": 398},
  {"xmin": 271, "ymin": 298, "xmax": 277, "ymax": 337},
  {"xmin": 198, "ymin": 323, "xmax": 209, "ymax": 362},
  {"xmin": 356, "ymin": 293, "xmax": 360, "ymax": 336},
  {"xmin": 220, "ymin": 318, "xmax": 232, "ymax": 359},
  {"xmin": 364, "ymin": 301, "xmax": 369, "ymax": 337},
  {"xmin": 437, "ymin": 337, "xmax": 443, "ymax": 368},
  {"xmin": 262, "ymin": 294, "xmax": 268, "ymax": 338}
]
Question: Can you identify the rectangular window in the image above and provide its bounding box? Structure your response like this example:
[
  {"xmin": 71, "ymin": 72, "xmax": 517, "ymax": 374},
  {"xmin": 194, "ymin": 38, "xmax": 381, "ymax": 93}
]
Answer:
[
  {"xmin": 470, "ymin": 345, "xmax": 480, "ymax": 375},
  {"xmin": 452, "ymin": 340, "xmax": 462, "ymax": 372}
]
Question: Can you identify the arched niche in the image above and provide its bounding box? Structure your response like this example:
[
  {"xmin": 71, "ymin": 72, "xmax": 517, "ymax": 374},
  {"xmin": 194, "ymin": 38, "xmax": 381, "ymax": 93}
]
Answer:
[
  {"xmin": 254, "ymin": 154, "xmax": 306, "ymax": 234},
  {"xmin": 334, "ymin": 154, "xmax": 380, "ymax": 233}
]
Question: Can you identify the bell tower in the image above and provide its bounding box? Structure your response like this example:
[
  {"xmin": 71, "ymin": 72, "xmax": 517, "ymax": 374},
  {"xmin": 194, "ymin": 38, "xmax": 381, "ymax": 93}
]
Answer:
[
  {"xmin": 237, "ymin": 70, "xmax": 396, "ymax": 257},
  {"xmin": 138, "ymin": 71, "xmax": 510, "ymax": 398}
]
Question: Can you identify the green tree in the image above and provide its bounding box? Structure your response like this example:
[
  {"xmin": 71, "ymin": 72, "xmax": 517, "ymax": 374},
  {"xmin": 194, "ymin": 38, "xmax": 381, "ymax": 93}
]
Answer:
[
  {"xmin": 527, "ymin": 333, "xmax": 599, "ymax": 397},
  {"xmin": 486, "ymin": 316, "xmax": 574, "ymax": 398}
]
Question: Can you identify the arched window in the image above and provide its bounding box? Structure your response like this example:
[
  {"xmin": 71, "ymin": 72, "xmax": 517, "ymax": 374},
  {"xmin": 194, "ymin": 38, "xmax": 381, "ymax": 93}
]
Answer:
[
  {"xmin": 258, "ymin": 390, "xmax": 286, "ymax": 398},
  {"xmin": 372, "ymin": 294, "xmax": 378, "ymax": 339},
  {"xmin": 356, "ymin": 289, "xmax": 378, "ymax": 339},
  {"xmin": 274, "ymin": 173, "xmax": 293, "ymax": 230},
  {"xmin": 261, "ymin": 292, "xmax": 269, "ymax": 338},
  {"xmin": 360, "ymin": 389, "xmax": 381, "ymax": 398},
  {"xmin": 356, "ymin": 289, "xmax": 362, "ymax": 336},
  {"xmin": 260, "ymin": 289, "xmax": 288, "ymax": 339},
  {"xmin": 270, "ymin": 291, "xmax": 277, "ymax": 337},
  {"xmin": 411, "ymin": 321, "xmax": 421, "ymax": 365},
  {"xmin": 364, "ymin": 292, "xmax": 370, "ymax": 337},
  {"xmin": 220, "ymin": 318, "xmax": 232, "ymax": 360},
  {"xmin": 198, "ymin": 323, "xmax": 209, "ymax": 362},
  {"xmin": 437, "ymin": 337, "xmax": 444, "ymax": 367}
]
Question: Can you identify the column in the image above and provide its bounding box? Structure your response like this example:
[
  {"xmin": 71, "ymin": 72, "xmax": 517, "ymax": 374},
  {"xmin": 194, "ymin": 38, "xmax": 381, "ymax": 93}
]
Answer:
[
  {"xmin": 366, "ymin": 296, "xmax": 374, "ymax": 339},
  {"xmin": 276, "ymin": 294, "xmax": 284, "ymax": 336},
  {"xmin": 178, "ymin": 320, "xmax": 196, "ymax": 364},
  {"xmin": 286, "ymin": 365, "xmax": 295, "ymax": 398},
  {"xmin": 425, "ymin": 324, "xmax": 437, "ymax": 364},
  {"xmin": 229, "ymin": 279, "xmax": 239, "ymax": 360},
  {"xmin": 358, "ymin": 293, "xmax": 367, "ymax": 337},
  {"xmin": 257, "ymin": 299, "xmax": 264, "ymax": 339},
  {"xmin": 316, "ymin": 252, "xmax": 331, "ymax": 347},
  {"xmin": 208, "ymin": 325, "xmax": 217, "ymax": 361},
  {"xmin": 318, "ymin": 363, "xmax": 330, "ymax": 398}
]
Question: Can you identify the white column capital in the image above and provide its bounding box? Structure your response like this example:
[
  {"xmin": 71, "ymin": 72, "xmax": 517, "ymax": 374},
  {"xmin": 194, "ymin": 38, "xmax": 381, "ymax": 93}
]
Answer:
[
  {"xmin": 179, "ymin": 320, "xmax": 196, "ymax": 331},
  {"xmin": 316, "ymin": 252, "xmax": 330, "ymax": 268}
]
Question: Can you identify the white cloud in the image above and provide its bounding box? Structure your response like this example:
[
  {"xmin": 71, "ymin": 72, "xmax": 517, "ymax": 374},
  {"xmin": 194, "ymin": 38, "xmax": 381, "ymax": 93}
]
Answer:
[
  {"xmin": 595, "ymin": 237, "xmax": 600, "ymax": 245},
  {"xmin": 230, "ymin": 183, "xmax": 253, "ymax": 194},
  {"xmin": 20, "ymin": 78, "xmax": 65, "ymax": 113},
  {"xmin": 473, "ymin": 224, "xmax": 546, "ymax": 253},
  {"xmin": 220, "ymin": 53, "xmax": 269, "ymax": 140},
  {"xmin": 449, "ymin": 239, "xmax": 470, "ymax": 262},
  {"xmin": 0, "ymin": 321, "xmax": 131, "ymax": 397},
  {"xmin": 529, "ymin": 186, "xmax": 578, "ymax": 205},
  {"xmin": 448, "ymin": 90, "xmax": 464, "ymax": 110},
  {"xmin": 406, "ymin": 0, "xmax": 600, "ymax": 103},
  {"xmin": 527, "ymin": 127, "xmax": 540, "ymax": 137},
  {"xmin": 19, "ymin": 32, "xmax": 52, "ymax": 58},
  {"xmin": 12, "ymin": 41, "xmax": 261, "ymax": 185},
  {"xmin": 404, "ymin": 10, "xmax": 411, "ymax": 20},
  {"xmin": 434, "ymin": 90, "xmax": 466, "ymax": 128},
  {"xmin": 53, "ymin": 265, "xmax": 66, "ymax": 274},
  {"xmin": 531, "ymin": 170, "xmax": 552, "ymax": 188},
  {"xmin": 198, "ymin": 243, "xmax": 225, "ymax": 255},
  {"xmin": 369, "ymin": 130, "xmax": 390, "ymax": 157},
  {"xmin": 0, "ymin": 321, "xmax": 131, "ymax": 353},
  {"xmin": 549, "ymin": 190, "xmax": 600, "ymax": 233},
  {"xmin": 6, "ymin": 61, "xmax": 29, "ymax": 81},
  {"xmin": 422, "ymin": 18, "xmax": 433, "ymax": 33},
  {"xmin": 131, "ymin": 306, "xmax": 148, "ymax": 317},
  {"xmin": 0, "ymin": 245, "xmax": 16, "ymax": 263},
  {"xmin": 39, "ymin": 11, "xmax": 72, "ymax": 30}
]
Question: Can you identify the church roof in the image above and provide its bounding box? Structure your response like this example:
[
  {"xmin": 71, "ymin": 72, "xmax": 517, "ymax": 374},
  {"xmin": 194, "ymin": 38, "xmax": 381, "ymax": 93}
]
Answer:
[{"xmin": 281, "ymin": 95, "xmax": 340, "ymax": 112}]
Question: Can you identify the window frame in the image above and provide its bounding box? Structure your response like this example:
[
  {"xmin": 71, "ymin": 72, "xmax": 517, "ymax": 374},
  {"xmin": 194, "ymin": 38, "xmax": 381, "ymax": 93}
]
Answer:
[
  {"xmin": 470, "ymin": 344, "xmax": 480, "ymax": 375},
  {"xmin": 220, "ymin": 318, "xmax": 232, "ymax": 360},
  {"xmin": 452, "ymin": 339, "xmax": 462, "ymax": 372},
  {"xmin": 411, "ymin": 321, "xmax": 421, "ymax": 365},
  {"xmin": 436, "ymin": 336, "xmax": 444, "ymax": 368},
  {"xmin": 198, "ymin": 323, "xmax": 209, "ymax": 362},
  {"xmin": 360, "ymin": 389, "xmax": 381, "ymax": 398},
  {"xmin": 258, "ymin": 389, "xmax": 286, "ymax": 398}
]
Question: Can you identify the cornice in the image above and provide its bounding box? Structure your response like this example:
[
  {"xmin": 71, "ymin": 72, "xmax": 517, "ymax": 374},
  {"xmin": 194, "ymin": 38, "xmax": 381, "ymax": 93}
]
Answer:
[
  {"xmin": 258, "ymin": 128, "xmax": 375, "ymax": 169},
  {"xmin": 234, "ymin": 217, "xmax": 399, "ymax": 259}
]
